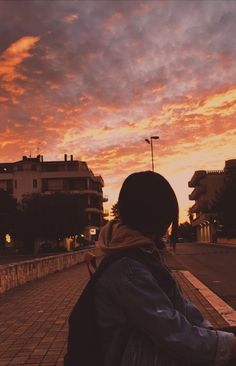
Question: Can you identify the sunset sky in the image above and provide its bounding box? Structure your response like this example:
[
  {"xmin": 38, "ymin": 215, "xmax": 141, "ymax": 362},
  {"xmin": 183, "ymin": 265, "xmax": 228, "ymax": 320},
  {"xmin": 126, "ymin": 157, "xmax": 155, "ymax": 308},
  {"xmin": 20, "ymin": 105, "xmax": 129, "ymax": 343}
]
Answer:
[{"xmin": 0, "ymin": 0, "xmax": 236, "ymax": 222}]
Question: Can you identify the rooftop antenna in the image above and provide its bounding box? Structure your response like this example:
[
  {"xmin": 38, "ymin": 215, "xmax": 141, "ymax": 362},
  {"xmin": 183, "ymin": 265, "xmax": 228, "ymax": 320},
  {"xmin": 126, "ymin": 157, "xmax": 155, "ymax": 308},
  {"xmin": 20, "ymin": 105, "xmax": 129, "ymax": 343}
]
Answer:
[{"xmin": 36, "ymin": 143, "xmax": 41, "ymax": 156}]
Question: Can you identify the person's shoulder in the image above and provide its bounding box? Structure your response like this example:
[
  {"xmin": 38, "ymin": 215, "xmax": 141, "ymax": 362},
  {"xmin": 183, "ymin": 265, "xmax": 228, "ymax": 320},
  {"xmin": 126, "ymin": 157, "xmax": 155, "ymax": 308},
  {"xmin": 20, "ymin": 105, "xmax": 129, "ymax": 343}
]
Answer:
[{"xmin": 99, "ymin": 255, "xmax": 153, "ymax": 284}]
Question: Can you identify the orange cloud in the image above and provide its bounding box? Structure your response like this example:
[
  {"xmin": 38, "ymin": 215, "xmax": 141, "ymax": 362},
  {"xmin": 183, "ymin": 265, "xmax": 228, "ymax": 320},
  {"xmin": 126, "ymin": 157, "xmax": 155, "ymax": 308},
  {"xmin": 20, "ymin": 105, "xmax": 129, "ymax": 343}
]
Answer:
[
  {"xmin": 0, "ymin": 128, "xmax": 27, "ymax": 151},
  {"xmin": 193, "ymin": 87, "xmax": 236, "ymax": 117},
  {"xmin": 0, "ymin": 36, "xmax": 40, "ymax": 82},
  {"xmin": 0, "ymin": 96, "xmax": 8, "ymax": 103},
  {"xmin": 63, "ymin": 14, "xmax": 79, "ymax": 24},
  {"xmin": 0, "ymin": 36, "xmax": 40, "ymax": 99},
  {"xmin": 1, "ymin": 1, "xmax": 236, "ymax": 224}
]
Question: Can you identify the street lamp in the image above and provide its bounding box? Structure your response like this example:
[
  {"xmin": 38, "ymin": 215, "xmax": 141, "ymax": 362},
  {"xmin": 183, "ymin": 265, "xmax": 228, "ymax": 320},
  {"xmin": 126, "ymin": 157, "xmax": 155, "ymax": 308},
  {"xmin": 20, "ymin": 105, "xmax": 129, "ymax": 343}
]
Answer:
[{"xmin": 145, "ymin": 136, "xmax": 159, "ymax": 171}]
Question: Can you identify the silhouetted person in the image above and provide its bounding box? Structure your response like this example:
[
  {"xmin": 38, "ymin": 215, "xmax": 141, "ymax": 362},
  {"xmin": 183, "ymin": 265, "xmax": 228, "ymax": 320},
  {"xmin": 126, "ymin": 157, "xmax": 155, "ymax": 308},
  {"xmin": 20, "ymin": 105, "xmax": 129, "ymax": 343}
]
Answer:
[{"xmin": 95, "ymin": 172, "xmax": 236, "ymax": 365}]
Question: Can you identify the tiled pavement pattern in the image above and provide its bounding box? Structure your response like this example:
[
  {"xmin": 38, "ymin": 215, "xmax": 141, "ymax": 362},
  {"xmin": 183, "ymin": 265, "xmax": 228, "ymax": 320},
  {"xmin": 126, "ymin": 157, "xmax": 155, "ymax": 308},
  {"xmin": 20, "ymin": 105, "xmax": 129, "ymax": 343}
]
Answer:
[
  {"xmin": 0, "ymin": 264, "xmax": 88, "ymax": 366},
  {"xmin": 0, "ymin": 259, "xmax": 229, "ymax": 366}
]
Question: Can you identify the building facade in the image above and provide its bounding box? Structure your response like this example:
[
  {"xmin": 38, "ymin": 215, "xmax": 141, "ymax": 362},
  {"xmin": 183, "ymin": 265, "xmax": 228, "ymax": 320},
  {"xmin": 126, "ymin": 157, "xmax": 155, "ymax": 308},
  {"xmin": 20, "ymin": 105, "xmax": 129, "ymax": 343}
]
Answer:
[
  {"xmin": 188, "ymin": 159, "xmax": 236, "ymax": 243},
  {"xmin": 0, "ymin": 154, "xmax": 108, "ymax": 239}
]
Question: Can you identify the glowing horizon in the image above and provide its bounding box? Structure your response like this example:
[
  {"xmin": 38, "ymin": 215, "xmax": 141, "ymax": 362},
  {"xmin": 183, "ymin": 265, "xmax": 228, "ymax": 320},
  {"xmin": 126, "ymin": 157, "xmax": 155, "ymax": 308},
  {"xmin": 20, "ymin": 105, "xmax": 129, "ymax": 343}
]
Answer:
[{"xmin": 0, "ymin": 0, "xmax": 236, "ymax": 223}]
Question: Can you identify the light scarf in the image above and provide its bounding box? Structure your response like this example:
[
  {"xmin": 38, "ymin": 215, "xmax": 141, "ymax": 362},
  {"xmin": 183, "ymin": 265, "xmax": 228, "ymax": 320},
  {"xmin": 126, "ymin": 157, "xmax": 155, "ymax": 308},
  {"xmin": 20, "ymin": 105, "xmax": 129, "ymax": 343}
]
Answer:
[{"xmin": 97, "ymin": 220, "xmax": 155, "ymax": 255}]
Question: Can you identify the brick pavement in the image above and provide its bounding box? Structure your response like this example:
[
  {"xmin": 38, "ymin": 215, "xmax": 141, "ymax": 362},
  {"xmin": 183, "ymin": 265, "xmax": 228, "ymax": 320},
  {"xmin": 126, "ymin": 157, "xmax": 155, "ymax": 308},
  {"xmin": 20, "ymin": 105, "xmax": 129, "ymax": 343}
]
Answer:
[
  {"xmin": 0, "ymin": 258, "xmax": 230, "ymax": 366},
  {"xmin": 0, "ymin": 263, "xmax": 88, "ymax": 366}
]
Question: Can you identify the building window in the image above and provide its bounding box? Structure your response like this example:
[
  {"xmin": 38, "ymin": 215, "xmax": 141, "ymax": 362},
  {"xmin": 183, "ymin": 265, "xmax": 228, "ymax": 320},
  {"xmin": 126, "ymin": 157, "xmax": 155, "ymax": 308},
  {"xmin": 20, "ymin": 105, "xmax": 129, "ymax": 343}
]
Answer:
[
  {"xmin": 0, "ymin": 180, "xmax": 7, "ymax": 190},
  {"xmin": 48, "ymin": 179, "xmax": 63, "ymax": 191},
  {"xmin": 15, "ymin": 180, "xmax": 17, "ymax": 189},
  {"xmin": 42, "ymin": 164, "xmax": 61, "ymax": 172},
  {"xmin": 33, "ymin": 179, "xmax": 38, "ymax": 188},
  {"xmin": 66, "ymin": 178, "xmax": 87, "ymax": 191}
]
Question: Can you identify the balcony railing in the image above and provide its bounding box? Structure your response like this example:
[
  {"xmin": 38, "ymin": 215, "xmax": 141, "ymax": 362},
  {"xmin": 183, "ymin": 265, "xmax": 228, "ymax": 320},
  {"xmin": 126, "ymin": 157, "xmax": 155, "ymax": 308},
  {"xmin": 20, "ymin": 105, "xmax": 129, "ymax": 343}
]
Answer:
[
  {"xmin": 189, "ymin": 200, "xmax": 208, "ymax": 214},
  {"xmin": 188, "ymin": 171, "xmax": 206, "ymax": 187},
  {"xmin": 102, "ymin": 195, "xmax": 108, "ymax": 202},
  {"xmin": 103, "ymin": 209, "xmax": 109, "ymax": 217},
  {"xmin": 85, "ymin": 207, "xmax": 103, "ymax": 213},
  {"xmin": 189, "ymin": 185, "xmax": 206, "ymax": 200},
  {"xmin": 206, "ymin": 170, "xmax": 224, "ymax": 174}
]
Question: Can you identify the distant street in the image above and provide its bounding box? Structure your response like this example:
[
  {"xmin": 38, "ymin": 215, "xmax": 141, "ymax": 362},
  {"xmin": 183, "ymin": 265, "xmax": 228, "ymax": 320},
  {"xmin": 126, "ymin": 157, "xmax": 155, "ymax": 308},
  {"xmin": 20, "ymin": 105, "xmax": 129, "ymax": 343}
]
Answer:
[{"xmin": 167, "ymin": 243, "xmax": 236, "ymax": 310}]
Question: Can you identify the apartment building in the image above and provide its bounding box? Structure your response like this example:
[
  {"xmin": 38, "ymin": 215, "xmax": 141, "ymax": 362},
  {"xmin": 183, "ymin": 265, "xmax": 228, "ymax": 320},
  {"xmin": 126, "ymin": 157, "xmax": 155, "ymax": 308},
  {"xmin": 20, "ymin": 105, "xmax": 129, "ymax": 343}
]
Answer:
[
  {"xmin": 0, "ymin": 154, "xmax": 108, "ymax": 239},
  {"xmin": 188, "ymin": 159, "xmax": 236, "ymax": 243}
]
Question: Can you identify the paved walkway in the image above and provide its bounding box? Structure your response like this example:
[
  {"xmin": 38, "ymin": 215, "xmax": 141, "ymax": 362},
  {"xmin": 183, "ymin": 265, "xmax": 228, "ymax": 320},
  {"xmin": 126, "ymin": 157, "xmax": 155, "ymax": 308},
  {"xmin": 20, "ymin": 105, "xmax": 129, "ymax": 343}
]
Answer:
[
  {"xmin": 0, "ymin": 257, "xmax": 231, "ymax": 365},
  {"xmin": 0, "ymin": 264, "xmax": 88, "ymax": 365}
]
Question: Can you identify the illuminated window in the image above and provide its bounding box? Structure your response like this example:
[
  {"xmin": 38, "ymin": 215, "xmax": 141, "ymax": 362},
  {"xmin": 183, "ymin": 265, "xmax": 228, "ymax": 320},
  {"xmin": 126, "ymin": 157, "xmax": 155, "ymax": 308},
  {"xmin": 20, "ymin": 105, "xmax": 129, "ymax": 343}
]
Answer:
[{"xmin": 5, "ymin": 234, "xmax": 11, "ymax": 243}]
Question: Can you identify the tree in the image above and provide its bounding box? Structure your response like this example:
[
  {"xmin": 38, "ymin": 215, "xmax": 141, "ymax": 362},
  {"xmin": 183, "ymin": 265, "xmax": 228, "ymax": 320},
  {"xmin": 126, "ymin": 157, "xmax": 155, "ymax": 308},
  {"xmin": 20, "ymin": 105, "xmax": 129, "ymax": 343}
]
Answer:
[
  {"xmin": 111, "ymin": 202, "xmax": 119, "ymax": 220},
  {"xmin": 15, "ymin": 193, "xmax": 87, "ymax": 252},
  {"xmin": 0, "ymin": 189, "xmax": 17, "ymax": 249},
  {"xmin": 177, "ymin": 221, "xmax": 196, "ymax": 242},
  {"xmin": 211, "ymin": 174, "xmax": 236, "ymax": 238}
]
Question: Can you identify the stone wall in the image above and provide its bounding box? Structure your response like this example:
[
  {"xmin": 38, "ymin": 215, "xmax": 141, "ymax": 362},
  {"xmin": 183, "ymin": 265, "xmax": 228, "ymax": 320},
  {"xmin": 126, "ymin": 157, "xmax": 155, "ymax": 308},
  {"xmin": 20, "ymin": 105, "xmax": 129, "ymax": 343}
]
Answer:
[{"xmin": 0, "ymin": 248, "xmax": 102, "ymax": 294}]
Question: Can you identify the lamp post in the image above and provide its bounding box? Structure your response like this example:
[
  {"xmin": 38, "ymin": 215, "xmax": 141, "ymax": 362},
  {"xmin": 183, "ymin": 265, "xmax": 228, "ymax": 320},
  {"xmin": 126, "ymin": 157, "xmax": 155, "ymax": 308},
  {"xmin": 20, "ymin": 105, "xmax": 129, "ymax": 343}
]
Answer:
[{"xmin": 145, "ymin": 136, "xmax": 159, "ymax": 171}]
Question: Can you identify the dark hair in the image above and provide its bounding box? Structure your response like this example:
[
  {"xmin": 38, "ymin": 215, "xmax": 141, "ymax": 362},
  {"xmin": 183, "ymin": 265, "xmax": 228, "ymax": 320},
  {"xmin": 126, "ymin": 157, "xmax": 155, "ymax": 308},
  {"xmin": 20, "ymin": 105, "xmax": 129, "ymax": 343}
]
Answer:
[{"xmin": 118, "ymin": 171, "xmax": 179, "ymax": 242}]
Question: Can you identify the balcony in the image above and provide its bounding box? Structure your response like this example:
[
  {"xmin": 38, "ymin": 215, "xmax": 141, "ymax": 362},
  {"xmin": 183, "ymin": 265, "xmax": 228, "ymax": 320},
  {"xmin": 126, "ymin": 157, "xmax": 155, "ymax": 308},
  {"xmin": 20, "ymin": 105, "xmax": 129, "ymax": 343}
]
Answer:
[
  {"xmin": 103, "ymin": 209, "xmax": 109, "ymax": 217},
  {"xmin": 0, "ymin": 179, "xmax": 13, "ymax": 194},
  {"xmin": 188, "ymin": 171, "xmax": 206, "ymax": 187},
  {"xmin": 102, "ymin": 194, "xmax": 108, "ymax": 202},
  {"xmin": 189, "ymin": 200, "xmax": 208, "ymax": 214},
  {"xmin": 83, "ymin": 189, "xmax": 103, "ymax": 196},
  {"xmin": 0, "ymin": 165, "xmax": 14, "ymax": 173},
  {"xmin": 191, "ymin": 213, "xmax": 217, "ymax": 227},
  {"xmin": 85, "ymin": 207, "xmax": 103, "ymax": 214},
  {"xmin": 189, "ymin": 185, "xmax": 206, "ymax": 200}
]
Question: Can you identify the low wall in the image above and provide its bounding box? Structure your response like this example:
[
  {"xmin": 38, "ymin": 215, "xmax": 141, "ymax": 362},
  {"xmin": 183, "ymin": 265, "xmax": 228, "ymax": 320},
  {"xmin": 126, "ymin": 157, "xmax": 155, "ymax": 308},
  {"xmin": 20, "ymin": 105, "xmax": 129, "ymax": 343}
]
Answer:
[{"xmin": 0, "ymin": 248, "xmax": 102, "ymax": 294}]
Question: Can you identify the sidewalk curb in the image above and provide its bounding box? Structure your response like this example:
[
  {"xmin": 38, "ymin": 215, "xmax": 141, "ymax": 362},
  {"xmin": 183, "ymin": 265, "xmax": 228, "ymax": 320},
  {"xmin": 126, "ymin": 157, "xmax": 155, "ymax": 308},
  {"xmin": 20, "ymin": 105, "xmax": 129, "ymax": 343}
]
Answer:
[
  {"xmin": 181, "ymin": 270, "xmax": 236, "ymax": 326},
  {"xmin": 197, "ymin": 242, "xmax": 236, "ymax": 249}
]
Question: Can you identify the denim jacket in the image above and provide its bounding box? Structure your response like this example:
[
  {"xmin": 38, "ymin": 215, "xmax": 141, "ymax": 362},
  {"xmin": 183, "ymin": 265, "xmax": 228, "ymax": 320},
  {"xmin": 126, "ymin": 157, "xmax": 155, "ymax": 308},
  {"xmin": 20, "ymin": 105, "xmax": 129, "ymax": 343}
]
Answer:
[{"xmin": 94, "ymin": 248, "xmax": 234, "ymax": 366}]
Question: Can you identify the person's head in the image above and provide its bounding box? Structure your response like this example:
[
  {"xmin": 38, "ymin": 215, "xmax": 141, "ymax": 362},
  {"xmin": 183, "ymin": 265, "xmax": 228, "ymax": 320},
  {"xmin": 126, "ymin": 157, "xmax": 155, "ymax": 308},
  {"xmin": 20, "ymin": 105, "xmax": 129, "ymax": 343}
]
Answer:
[{"xmin": 117, "ymin": 171, "xmax": 179, "ymax": 242}]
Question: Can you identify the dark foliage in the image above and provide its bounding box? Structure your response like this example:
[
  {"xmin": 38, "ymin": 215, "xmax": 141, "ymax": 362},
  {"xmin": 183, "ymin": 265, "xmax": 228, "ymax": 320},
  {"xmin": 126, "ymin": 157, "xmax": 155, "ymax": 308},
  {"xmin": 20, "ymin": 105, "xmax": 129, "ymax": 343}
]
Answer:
[
  {"xmin": 111, "ymin": 202, "xmax": 119, "ymax": 220},
  {"xmin": 0, "ymin": 189, "xmax": 18, "ymax": 249},
  {"xmin": 177, "ymin": 221, "xmax": 196, "ymax": 242},
  {"xmin": 211, "ymin": 174, "xmax": 236, "ymax": 238},
  {"xmin": 15, "ymin": 193, "xmax": 87, "ymax": 252}
]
